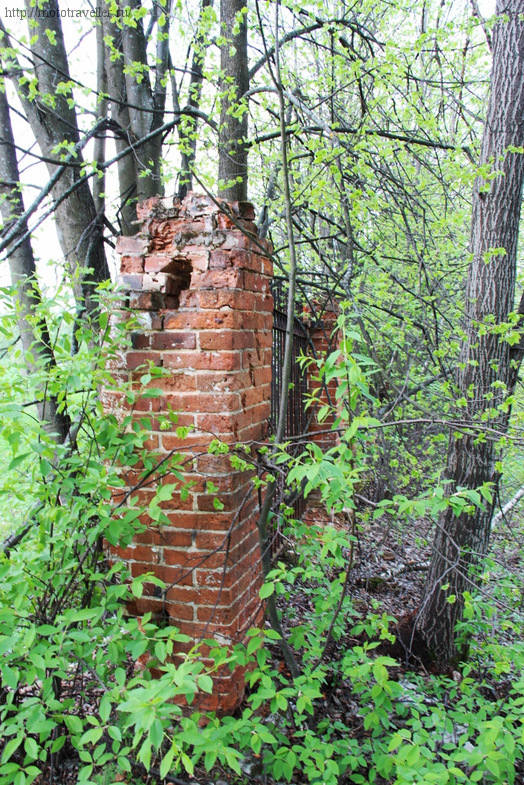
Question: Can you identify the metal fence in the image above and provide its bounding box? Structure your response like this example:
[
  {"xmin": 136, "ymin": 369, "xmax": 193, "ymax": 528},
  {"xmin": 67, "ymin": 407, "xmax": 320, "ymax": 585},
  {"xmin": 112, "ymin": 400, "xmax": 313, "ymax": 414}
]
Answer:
[{"xmin": 269, "ymin": 278, "xmax": 309, "ymax": 550}]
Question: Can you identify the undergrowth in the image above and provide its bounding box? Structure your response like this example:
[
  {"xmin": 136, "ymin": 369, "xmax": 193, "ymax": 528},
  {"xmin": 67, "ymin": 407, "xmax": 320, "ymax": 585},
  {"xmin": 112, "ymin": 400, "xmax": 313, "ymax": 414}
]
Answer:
[{"xmin": 0, "ymin": 285, "xmax": 523, "ymax": 785}]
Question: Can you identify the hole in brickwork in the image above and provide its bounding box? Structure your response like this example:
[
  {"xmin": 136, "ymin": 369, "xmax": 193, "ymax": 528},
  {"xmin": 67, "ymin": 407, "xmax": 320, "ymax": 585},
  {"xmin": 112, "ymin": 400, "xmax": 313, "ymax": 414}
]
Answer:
[{"xmin": 164, "ymin": 258, "xmax": 192, "ymax": 308}]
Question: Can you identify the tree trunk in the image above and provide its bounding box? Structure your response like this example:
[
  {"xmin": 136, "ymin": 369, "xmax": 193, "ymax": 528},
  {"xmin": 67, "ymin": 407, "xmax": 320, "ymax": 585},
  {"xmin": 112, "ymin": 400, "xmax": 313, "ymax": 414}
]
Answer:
[
  {"xmin": 21, "ymin": 0, "xmax": 109, "ymax": 290},
  {"xmin": 417, "ymin": 1, "xmax": 524, "ymax": 668},
  {"xmin": 177, "ymin": 0, "xmax": 213, "ymax": 199},
  {"xmin": 218, "ymin": 0, "xmax": 249, "ymax": 202},
  {"xmin": 102, "ymin": 0, "xmax": 171, "ymax": 233},
  {"xmin": 0, "ymin": 85, "xmax": 69, "ymax": 442}
]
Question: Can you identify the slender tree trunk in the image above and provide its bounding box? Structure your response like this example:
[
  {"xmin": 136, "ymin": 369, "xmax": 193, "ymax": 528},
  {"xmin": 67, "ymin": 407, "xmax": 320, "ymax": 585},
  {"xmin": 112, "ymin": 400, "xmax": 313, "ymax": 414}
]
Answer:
[
  {"xmin": 119, "ymin": 0, "xmax": 168, "ymax": 201},
  {"xmin": 101, "ymin": 13, "xmax": 137, "ymax": 236},
  {"xmin": 177, "ymin": 0, "xmax": 213, "ymax": 199},
  {"xmin": 417, "ymin": 1, "xmax": 524, "ymax": 668},
  {"xmin": 20, "ymin": 0, "xmax": 109, "ymax": 290},
  {"xmin": 218, "ymin": 0, "xmax": 249, "ymax": 201},
  {"xmin": 102, "ymin": 0, "xmax": 171, "ymax": 232},
  {"xmin": 0, "ymin": 85, "xmax": 69, "ymax": 441},
  {"xmin": 93, "ymin": 21, "xmax": 108, "ymax": 220},
  {"xmin": 255, "ymin": 1, "xmax": 300, "ymax": 680}
]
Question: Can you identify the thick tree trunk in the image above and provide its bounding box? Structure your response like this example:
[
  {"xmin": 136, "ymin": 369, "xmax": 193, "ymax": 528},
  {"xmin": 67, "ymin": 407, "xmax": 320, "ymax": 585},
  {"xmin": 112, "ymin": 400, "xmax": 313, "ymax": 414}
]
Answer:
[
  {"xmin": 0, "ymin": 86, "xmax": 69, "ymax": 441},
  {"xmin": 218, "ymin": 0, "xmax": 249, "ymax": 202},
  {"xmin": 417, "ymin": 1, "xmax": 524, "ymax": 667}
]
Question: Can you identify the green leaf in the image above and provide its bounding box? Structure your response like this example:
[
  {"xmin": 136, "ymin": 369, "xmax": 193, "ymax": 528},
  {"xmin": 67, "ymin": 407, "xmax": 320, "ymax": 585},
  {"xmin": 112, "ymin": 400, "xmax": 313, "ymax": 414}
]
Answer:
[
  {"xmin": 64, "ymin": 715, "xmax": 84, "ymax": 735},
  {"xmin": 2, "ymin": 736, "xmax": 23, "ymax": 764},
  {"xmin": 8, "ymin": 453, "xmax": 31, "ymax": 471},
  {"xmin": 160, "ymin": 746, "xmax": 175, "ymax": 779},
  {"xmin": 259, "ymin": 583, "xmax": 274, "ymax": 599},
  {"xmin": 198, "ymin": 674, "xmax": 213, "ymax": 693},
  {"xmin": 24, "ymin": 738, "xmax": 39, "ymax": 761}
]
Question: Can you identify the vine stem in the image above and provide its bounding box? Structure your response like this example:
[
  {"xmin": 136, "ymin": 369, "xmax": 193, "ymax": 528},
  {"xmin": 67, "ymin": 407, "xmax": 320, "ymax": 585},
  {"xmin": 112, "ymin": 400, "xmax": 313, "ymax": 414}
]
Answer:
[{"xmin": 254, "ymin": 0, "xmax": 301, "ymax": 680}]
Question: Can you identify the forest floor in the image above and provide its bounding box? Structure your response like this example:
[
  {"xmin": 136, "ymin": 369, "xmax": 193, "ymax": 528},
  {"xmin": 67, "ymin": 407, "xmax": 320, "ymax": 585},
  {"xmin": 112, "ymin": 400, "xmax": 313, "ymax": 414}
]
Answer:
[{"xmin": 33, "ymin": 494, "xmax": 524, "ymax": 785}]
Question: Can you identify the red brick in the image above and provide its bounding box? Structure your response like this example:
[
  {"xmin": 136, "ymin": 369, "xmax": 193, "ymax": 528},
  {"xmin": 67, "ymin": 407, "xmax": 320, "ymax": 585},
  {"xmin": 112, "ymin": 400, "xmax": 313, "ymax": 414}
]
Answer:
[
  {"xmin": 209, "ymin": 249, "xmax": 233, "ymax": 269},
  {"xmin": 135, "ymin": 562, "xmax": 195, "ymax": 589},
  {"xmin": 247, "ymin": 401, "xmax": 271, "ymax": 423},
  {"xmin": 228, "ymin": 201, "xmax": 256, "ymax": 220},
  {"xmin": 121, "ymin": 255, "xmax": 145, "ymax": 273},
  {"xmin": 196, "ymin": 370, "xmax": 248, "ymax": 392},
  {"xmin": 154, "ymin": 374, "xmax": 197, "ymax": 392},
  {"xmin": 163, "ymin": 351, "xmax": 241, "ymax": 372},
  {"xmin": 178, "ymin": 290, "xmax": 199, "ymax": 308},
  {"xmin": 244, "ymin": 270, "xmax": 270, "ymax": 293},
  {"xmin": 144, "ymin": 255, "xmax": 174, "ymax": 273},
  {"xmin": 196, "ymin": 605, "xmax": 240, "ymax": 624},
  {"xmin": 240, "ymin": 386, "xmax": 265, "ymax": 408},
  {"xmin": 231, "ymin": 249, "xmax": 266, "ymax": 273},
  {"xmin": 157, "ymin": 491, "xmax": 195, "ymax": 511},
  {"xmin": 163, "ymin": 311, "xmax": 194, "ymax": 330},
  {"xmin": 220, "ymin": 232, "xmax": 258, "ymax": 253},
  {"xmin": 161, "ymin": 530, "xmax": 193, "ymax": 548},
  {"xmin": 263, "ymin": 258, "xmax": 274, "ymax": 276},
  {"xmin": 134, "ymin": 528, "xmax": 165, "ymax": 545},
  {"xmin": 130, "ymin": 333, "xmax": 150, "ymax": 349},
  {"xmin": 127, "ymin": 395, "xmax": 162, "ymax": 413},
  {"xmin": 253, "ymin": 366, "xmax": 272, "ymax": 386},
  {"xmin": 161, "ymin": 433, "xmax": 206, "ymax": 453},
  {"xmin": 119, "ymin": 544, "xmax": 162, "ymax": 564},
  {"xmin": 164, "ymin": 310, "xmax": 242, "ymax": 331},
  {"xmin": 128, "ymin": 292, "xmax": 166, "ymax": 310},
  {"xmin": 194, "ymin": 412, "xmax": 240, "ymax": 434},
  {"xmin": 193, "ymin": 530, "xmax": 231, "ymax": 551},
  {"xmin": 163, "ymin": 511, "xmax": 233, "ymax": 531},
  {"xmin": 167, "ymin": 585, "xmax": 231, "ymax": 606},
  {"xmin": 237, "ymin": 422, "xmax": 268, "ymax": 444},
  {"xmin": 109, "ymin": 194, "xmax": 278, "ymax": 715},
  {"xmin": 195, "ymin": 454, "xmax": 232, "ymax": 475},
  {"xmin": 193, "ymin": 269, "xmax": 243, "ymax": 290},
  {"xmin": 215, "ymin": 214, "xmax": 235, "ymax": 231},
  {"xmin": 169, "ymin": 392, "xmax": 241, "ymax": 414},
  {"xmin": 135, "ymin": 196, "xmax": 165, "ymax": 220},
  {"xmin": 154, "ymin": 410, "xmax": 195, "ymax": 428},
  {"xmin": 162, "ymin": 601, "xmax": 195, "ymax": 622},
  {"xmin": 116, "ymin": 235, "xmax": 148, "ymax": 256},
  {"xmin": 198, "ymin": 290, "xmax": 255, "ymax": 311},
  {"xmin": 184, "ymin": 247, "xmax": 209, "ymax": 271},
  {"xmin": 196, "ymin": 486, "xmax": 252, "ymax": 512},
  {"xmin": 126, "ymin": 597, "xmax": 164, "ymax": 616},
  {"xmin": 255, "ymin": 331, "xmax": 272, "ymax": 349},
  {"xmin": 163, "ymin": 549, "xmax": 225, "ymax": 570},
  {"xmin": 253, "ymin": 293, "xmax": 273, "ymax": 312},
  {"xmin": 151, "ymin": 332, "xmax": 196, "ymax": 350},
  {"xmin": 199, "ymin": 331, "xmax": 255, "ymax": 351}
]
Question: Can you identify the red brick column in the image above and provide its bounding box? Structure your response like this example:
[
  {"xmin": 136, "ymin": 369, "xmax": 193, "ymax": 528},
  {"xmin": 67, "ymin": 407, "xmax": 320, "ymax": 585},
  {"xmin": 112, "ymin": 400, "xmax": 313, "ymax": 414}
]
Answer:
[
  {"xmin": 106, "ymin": 193, "xmax": 273, "ymax": 713},
  {"xmin": 306, "ymin": 303, "xmax": 340, "ymax": 449}
]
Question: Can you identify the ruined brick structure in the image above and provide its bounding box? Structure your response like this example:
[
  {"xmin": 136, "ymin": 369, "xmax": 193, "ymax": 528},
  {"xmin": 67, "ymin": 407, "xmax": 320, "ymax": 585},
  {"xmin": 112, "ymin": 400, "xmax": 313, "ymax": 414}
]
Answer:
[
  {"xmin": 106, "ymin": 193, "xmax": 272, "ymax": 713},
  {"xmin": 306, "ymin": 302, "xmax": 341, "ymax": 449}
]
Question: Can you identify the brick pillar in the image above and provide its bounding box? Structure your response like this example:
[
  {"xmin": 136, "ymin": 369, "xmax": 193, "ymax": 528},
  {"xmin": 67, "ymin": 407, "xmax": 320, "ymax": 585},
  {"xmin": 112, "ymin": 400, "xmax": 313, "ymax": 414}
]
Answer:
[
  {"xmin": 107, "ymin": 193, "xmax": 273, "ymax": 714},
  {"xmin": 306, "ymin": 302, "xmax": 340, "ymax": 449}
]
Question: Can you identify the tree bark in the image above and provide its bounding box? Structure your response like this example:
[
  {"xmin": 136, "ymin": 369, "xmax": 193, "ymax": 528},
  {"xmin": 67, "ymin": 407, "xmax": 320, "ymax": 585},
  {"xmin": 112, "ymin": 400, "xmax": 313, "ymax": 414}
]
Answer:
[
  {"xmin": 417, "ymin": 1, "xmax": 524, "ymax": 668},
  {"xmin": 0, "ymin": 85, "xmax": 69, "ymax": 441},
  {"xmin": 177, "ymin": 0, "xmax": 213, "ymax": 199},
  {"xmin": 218, "ymin": 0, "xmax": 249, "ymax": 202},
  {"xmin": 102, "ymin": 0, "xmax": 171, "ymax": 233},
  {"xmin": 19, "ymin": 0, "xmax": 109, "ymax": 290}
]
